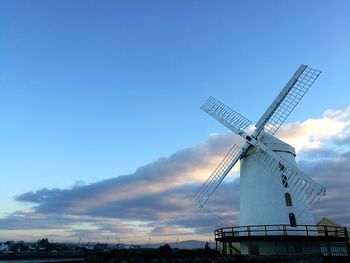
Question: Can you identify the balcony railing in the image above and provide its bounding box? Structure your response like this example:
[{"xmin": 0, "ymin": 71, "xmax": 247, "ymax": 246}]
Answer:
[{"xmin": 215, "ymin": 224, "xmax": 349, "ymax": 241}]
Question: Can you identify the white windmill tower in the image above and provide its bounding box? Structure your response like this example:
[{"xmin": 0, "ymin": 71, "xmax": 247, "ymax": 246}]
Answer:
[{"xmin": 194, "ymin": 65, "xmax": 327, "ymax": 256}]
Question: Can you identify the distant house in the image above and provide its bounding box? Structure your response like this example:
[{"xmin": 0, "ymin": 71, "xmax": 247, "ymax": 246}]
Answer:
[
  {"xmin": 318, "ymin": 217, "xmax": 341, "ymax": 228},
  {"xmin": 316, "ymin": 217, "xmax": 349, "ymax": 256},
  {"xmin": 0, "ymin": 243, "xmax": 9, "ymax": 252},
  {"xmin": 317, "ymin": 217, "xmax": 350, "ymax": 241}
]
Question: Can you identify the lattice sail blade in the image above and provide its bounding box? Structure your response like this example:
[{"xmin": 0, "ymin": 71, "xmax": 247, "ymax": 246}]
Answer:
[
  {"xmin": 194, "ymin": 143, "xmax": 249, "ymax": 208},
  {"xmin": 252, "ymin": 149, "xmax": 326, "ymax": 209},
  {"xmin": 255, "ymin": 65, "xmax": 321, "ymax": 136},
  {"xmin": 201, "ymin": 96, "xmax": 252, "ymax": 135}
]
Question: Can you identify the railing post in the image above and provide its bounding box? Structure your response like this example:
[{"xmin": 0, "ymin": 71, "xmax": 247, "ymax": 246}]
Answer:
[
  {"xmin": 223, "ymin": 239, "xmax": 226, "ymax": 255},
  {"xmin": 344, "ymin": 227, "xmax": 349, "ymax": 240},
  {"xmin": 345, "ymin": 227, "xmax": 350, "ymax": 257},
  {"xmin": 306, "ymin": 225, "xmax": 309, "ymax": 236}
]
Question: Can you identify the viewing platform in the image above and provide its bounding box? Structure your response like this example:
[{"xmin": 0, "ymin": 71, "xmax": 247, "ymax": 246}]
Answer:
[
  {"xmin": 214, "ymin": 224, "xmax": 349, "ymax": 256},
  {"xmin": 215, "ymin": 224, "xmax": 349, "ymax": 242}
]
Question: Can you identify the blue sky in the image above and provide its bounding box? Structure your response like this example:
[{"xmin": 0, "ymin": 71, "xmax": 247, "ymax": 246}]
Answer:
[{"xmin": 0, "ymin": 0, "xmax": 350, "ymax": 242}]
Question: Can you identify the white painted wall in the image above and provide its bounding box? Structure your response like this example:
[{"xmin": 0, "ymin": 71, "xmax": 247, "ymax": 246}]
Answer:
[
  {"xmin": 240, "ymin": 240, "xmax": 321, "ymax": 255},
  {"xmin": 239, "ymin": 133, "xmax": 316, "ymax": 230}
]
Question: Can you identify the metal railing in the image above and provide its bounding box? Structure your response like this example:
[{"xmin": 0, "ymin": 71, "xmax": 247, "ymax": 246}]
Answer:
[{"xmin": 215, "ymin": 224, "xmax": 349, "ymax": 241}]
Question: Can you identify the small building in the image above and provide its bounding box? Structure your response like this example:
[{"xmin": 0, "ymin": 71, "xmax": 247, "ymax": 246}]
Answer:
[
  {"xmin": 317, "ymin": 217, "xmax": 350, "ymax": 256},
  {"xmin": 0, "ymin": 243, "xmax": 9, "ymax": 252}
]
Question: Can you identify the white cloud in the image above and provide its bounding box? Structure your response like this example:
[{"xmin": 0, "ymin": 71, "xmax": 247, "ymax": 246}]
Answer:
[{"xmin": 278, "ymin": 107, "xmax": 350, "ymax": 153}]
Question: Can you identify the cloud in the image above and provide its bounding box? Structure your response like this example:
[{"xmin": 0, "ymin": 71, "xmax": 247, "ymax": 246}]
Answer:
[
  {"xmin": 277, "ymin": 107, "xmax": 350, "ymax": 153},
  {"xmin": 1, "ymin": 132, "xmax": 241, "ymax": 241},
  {"xmin": 2, "ymin": 107, "xmax": 350, "ymax": 242},
  {"xmin": 15, "ymin": 132, "xmax": 240, "ymax": 217},
  {"xmin": 299, "ymin": 151, "xmax": 350, "ymax": 227}
]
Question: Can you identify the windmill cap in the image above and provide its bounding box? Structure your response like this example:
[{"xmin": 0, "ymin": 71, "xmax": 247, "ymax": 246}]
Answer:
[{"xmin": 243, "ymin": 132, "xmax": 296, "ymax": 157}]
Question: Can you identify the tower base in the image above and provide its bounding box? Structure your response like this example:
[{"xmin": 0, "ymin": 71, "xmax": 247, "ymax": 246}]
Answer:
[{"xmin": 215, "ymin": 224, "xmax": 349, "ymax": 257}]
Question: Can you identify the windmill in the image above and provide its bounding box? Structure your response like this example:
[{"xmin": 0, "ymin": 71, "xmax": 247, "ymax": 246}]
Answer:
[{"xmin": 194, "ymin": 65, "xmax": 326, "ymax": 239}]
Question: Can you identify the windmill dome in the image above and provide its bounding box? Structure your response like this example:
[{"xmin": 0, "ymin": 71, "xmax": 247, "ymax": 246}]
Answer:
[{"xmin": 243, "ymin": 132, "xmax": 296, "ymax": 158}]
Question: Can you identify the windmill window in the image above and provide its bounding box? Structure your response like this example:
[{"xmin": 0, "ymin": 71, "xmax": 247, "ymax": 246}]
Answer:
[
  {"xmin": 289, "ymin": 212, "xmax": 297, "ymax": 227},
  {"xmin": 285, "ymin": 193, "xmax": 292, "ymax": 206},
  {"xmin": 281, "ymin": 175, "xmax": 288, "ymax": 188},
  {"xmin": 279, "ymin": 162, "xmax": 285, "ymax": 171}
]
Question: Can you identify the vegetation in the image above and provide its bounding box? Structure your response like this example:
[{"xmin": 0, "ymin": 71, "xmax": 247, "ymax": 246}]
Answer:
[{"xmin": 158, "ymin": 243, "xmax": 172, "ymax": 253}]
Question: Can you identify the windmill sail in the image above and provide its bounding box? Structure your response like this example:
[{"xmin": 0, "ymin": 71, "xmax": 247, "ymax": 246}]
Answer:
[
  {"xmin": 194, "ymin": 144, "xmax": 249, "ymax": 208},
  {"xmin": 201, "ymin": 96, "xmax": 252, "ymax": 135},
  {"xmin": 252, "ymin": 149, "xmax": 326, "ymax": 209},
  {"xmin": 195, "ymin": 64, "xmax": 325, "ymax": 210},
  {"xmin": 254, "ymin": 65, "xmax": 321, "ymax": 136}
]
